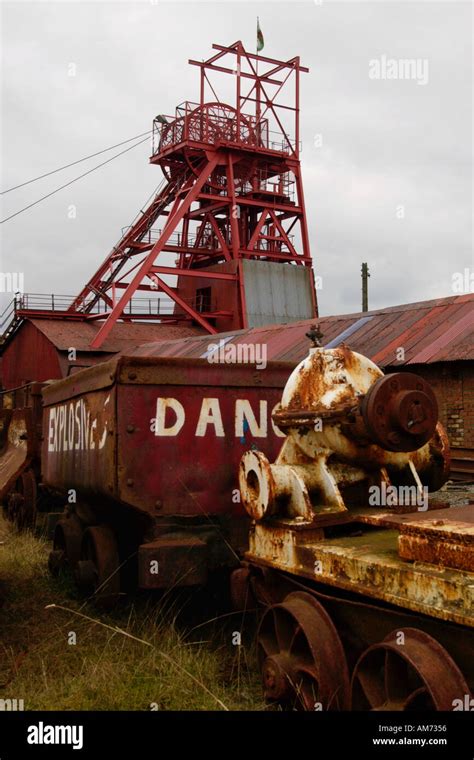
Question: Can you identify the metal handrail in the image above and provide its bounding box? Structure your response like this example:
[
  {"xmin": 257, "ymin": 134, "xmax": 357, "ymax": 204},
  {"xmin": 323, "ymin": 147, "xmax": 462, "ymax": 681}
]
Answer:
[
  {"xmin": 0, "ymin": 288, "xmax": 218, "ymax": 339},
  {"xmin": 152, "ymin": 102, "xmax": 297, "ymax": 157}
]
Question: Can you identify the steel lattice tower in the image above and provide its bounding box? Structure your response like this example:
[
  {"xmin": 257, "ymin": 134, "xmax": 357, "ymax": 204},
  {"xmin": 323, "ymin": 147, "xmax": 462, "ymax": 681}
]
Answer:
[{"xmin": 68, "ymin": 41, "xmax": 318, "ymax": 347}]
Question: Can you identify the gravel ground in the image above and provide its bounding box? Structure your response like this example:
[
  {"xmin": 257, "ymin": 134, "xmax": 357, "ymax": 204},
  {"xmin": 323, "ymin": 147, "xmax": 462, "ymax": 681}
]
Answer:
[{"xmin": 429, "ymin": 480, "xmax": 474, "ymax": 508}]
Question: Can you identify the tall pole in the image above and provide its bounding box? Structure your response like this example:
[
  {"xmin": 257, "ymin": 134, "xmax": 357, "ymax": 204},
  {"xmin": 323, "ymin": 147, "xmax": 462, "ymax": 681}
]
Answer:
[
  {"xmin": 361, "ymin": 262, "xmax": 370, "ymax": 312},
  {"xmin": 255, "ymin": 18, "xmax": 261, "ymax": 131},
  {"xmin": 295, "ymin": 59, "xmax": 300, "ymax": 158},
  {"xmin": 254, "ymin": 18, "xmax": 261, "ymax": 190}
]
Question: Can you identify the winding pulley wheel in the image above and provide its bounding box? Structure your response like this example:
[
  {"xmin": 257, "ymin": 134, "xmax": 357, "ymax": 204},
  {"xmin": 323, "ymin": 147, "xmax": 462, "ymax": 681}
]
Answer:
[{"xmin": 159, "ymin": 103, "xmax": 258, "ymax": 190}]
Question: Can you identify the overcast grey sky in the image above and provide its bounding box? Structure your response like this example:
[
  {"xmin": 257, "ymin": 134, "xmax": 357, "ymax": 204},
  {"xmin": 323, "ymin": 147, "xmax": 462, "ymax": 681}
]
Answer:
[{"xmin": 1, "ymin": 0, "xmax": 472, "ymax": 318}]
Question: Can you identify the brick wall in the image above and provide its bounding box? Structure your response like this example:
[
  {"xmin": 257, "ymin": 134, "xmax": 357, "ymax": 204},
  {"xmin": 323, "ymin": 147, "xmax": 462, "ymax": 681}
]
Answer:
[{"xmin": 391, "ymin": 362, "xmax": 474, "ymax": 450}]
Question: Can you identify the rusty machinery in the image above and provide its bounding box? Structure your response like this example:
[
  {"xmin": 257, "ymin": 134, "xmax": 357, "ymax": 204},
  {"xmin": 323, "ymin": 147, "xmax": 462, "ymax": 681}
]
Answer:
[
  {"xmin": 238, "ymin": 335, "xmax": 473, "ymax": 711},
  {"xmin": 0, "ymin": 383, "xmax": 48, "ymax": 531},
  {"xmin": 0, "ymin": 339, "xmax": 472, "ymax": 710}
]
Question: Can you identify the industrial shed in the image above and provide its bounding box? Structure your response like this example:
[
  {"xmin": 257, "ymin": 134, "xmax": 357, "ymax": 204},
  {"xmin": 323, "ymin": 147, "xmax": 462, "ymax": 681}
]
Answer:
[{"xmin": 0, "ymin": 319, "xmax": 203, "ymax": 389}]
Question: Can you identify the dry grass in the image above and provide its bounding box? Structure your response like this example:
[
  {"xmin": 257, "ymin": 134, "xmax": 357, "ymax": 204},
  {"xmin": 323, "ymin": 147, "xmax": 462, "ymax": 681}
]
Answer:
[{"xmin": 0, "ymin": 516, "xmax": 264, "ymax": 711}]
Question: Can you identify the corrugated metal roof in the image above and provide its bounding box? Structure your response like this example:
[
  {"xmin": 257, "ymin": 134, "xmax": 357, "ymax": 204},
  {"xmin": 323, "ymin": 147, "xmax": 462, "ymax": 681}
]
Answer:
[
  {"xmin": 130, "ymin": 294, "xmax": 474, "ymax": 367},
  {"xmin": 29, "ymin": 320, "xmax": 204, "ymax": 353}
]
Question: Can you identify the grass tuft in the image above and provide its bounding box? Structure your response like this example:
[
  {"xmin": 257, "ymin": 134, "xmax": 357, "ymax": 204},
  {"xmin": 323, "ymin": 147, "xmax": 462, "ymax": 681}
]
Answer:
[{"xmin": 0, "ymin": 516, "xmax": 264, "ymax": 711}]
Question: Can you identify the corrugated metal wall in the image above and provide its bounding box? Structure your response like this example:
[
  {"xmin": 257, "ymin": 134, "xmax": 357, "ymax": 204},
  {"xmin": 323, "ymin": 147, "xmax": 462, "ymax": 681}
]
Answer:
[{"xmin": 242, "ymin": 260, "xmax": 314, "ymax": 327}]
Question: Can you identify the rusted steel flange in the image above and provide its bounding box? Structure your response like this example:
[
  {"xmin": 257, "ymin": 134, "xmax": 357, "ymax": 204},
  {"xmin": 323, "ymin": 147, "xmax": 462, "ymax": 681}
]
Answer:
[{"xmin": 361, "ymin": 372, "xmax": 438, "ymax": 452}]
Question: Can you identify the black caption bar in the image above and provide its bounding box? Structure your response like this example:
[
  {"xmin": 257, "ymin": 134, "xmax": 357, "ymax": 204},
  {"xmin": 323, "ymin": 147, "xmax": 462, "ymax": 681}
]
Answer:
[{"xmin": 0, "ymin": 711, "xmax": 473, "ymax": 757}]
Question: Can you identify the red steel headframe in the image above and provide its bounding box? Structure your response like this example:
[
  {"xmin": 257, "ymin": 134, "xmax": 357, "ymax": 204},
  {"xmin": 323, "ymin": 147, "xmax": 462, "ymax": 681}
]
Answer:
[{"xmin": 68, "ymin": 41, "xmax": 317, "ymax": 348}]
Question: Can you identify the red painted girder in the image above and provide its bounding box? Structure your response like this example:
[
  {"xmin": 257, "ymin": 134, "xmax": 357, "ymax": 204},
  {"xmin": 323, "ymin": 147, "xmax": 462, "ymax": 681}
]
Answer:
[
  {"xmin": 69, "ymin": 176, "xmax": 178, "ymax": 312},
  {"xmin": 126, "ymin": 244, "xmax": 232, "ymax": 255},
  {"xmin": 188, "ymin": 60, "xmax": 283, "ymax": 86},
  {"xmin": 147, "ymin": 276, "xmax": 219, "ymax": 333},
  {"xmin": 83, "ymin": 312, "xmax": 183, "ymax": 322},
  {"xmin": 15, "ymin": 309, "xmax": 88, "ymax": 321},
  {"xmin": 206, "ymin": 213, "xmax": 232, "ymax": 261},
  {"xmin": 90, "ymin": 154, "xmax": 220, "ymax": 348},
  {"xmin": 150, "ymin": 266, "xmax": 238, "ymax": 281},
  {"xmin": 187, "ymin": 201, "xmax": 229, "ymax": 218},
  {"xmin": 210, "ymin": 43, "xmax": 309, "ymax": 72},
  {"xmin": 240, "ymin": 250, "xmax": 311, "ymax": 262},
  {"xmin": 197, "ymin": 192, "xmax": 302, "ymax": 212}
]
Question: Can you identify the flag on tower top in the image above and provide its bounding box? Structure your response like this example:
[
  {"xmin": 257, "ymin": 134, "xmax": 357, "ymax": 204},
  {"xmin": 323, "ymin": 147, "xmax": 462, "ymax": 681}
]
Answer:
[{"xmin": 257, "ymin": 19, "xmax": 264, "ymax": 52}]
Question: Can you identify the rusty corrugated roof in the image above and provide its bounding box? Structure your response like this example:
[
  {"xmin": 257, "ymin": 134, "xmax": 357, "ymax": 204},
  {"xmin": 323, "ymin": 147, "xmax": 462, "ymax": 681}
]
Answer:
[
  {"xmin": 130, "ymin": 294, "xmax": 474, "ymax": 367},
  {"xmin": 29, "ymin": 319, "xmax": 204, "ymax": 353}
]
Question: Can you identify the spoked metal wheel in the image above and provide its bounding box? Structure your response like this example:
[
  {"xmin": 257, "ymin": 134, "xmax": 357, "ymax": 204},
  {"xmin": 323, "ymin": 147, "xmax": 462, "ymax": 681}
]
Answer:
[
  {"xmin": 257, "ymin": 591, "xmax": 350, "ymax": 710},
  {"xmin": 351, "ymin": 627, "xmax": 470, "ymax": 710},
  {"xmin": 74, "ymin": 524, "xmax": 120, "ymax": 608}
]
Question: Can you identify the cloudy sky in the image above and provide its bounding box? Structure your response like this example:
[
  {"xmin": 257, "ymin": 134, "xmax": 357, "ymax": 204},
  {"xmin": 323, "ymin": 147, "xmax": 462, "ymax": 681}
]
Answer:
[{"xmin": 1, "ymin": 0, "xmax": 472, "ymax": 320}]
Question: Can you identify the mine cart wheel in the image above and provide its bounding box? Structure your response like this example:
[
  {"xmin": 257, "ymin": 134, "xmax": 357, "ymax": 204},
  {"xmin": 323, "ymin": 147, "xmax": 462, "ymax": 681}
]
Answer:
[
  {"xmin": 351, "ymin": 627, "xmax": 470, "ymax": 711},
  {"xmin": 257, "ymin": 591, "xmax": 350, "ymax": 710},
  {"xmin": 230, "ymin": 567, "xmax": 257, "ymax": 611},
  {"xmin": 48, "ymin": 515, "xmax": 83, "ymax": 577},
  {"xmin": 75, "ymin": 524, "xmax": 120, "ymax": 608},
  {"xmin": 6, "ymin": 470, "xmax": 37, "ymax": 531}
]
